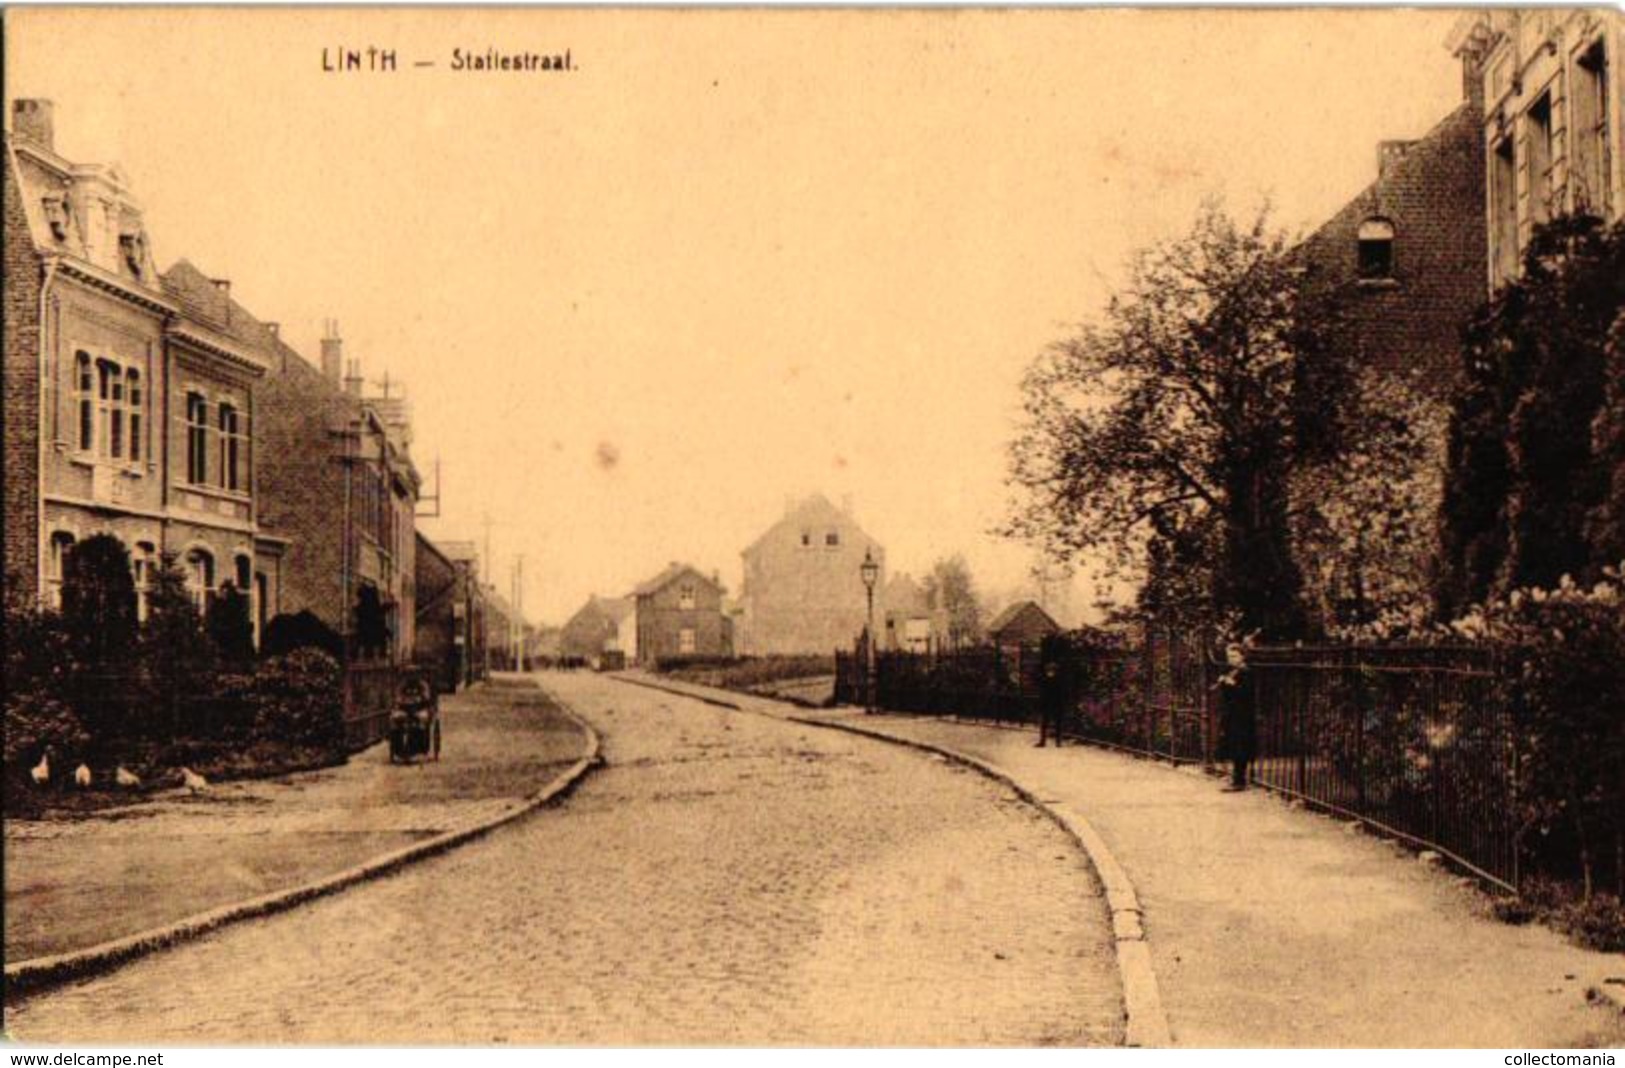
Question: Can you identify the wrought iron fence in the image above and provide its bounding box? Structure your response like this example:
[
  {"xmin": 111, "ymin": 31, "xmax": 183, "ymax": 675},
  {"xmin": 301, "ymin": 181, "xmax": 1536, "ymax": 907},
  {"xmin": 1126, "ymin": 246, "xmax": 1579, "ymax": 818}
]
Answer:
[
  {"xmin": 1244, "ymin": 644, "xmax": 1516, "ymax": 889},
  {"xmin": 835, "ymin": 633, "xmax": 1524, "ymax": 892}
]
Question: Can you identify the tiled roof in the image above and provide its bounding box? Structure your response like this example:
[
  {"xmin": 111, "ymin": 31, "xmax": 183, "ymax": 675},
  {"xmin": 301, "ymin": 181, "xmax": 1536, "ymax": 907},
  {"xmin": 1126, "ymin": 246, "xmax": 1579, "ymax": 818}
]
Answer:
[
  {"xmin": 632, "ymin": 563, "xmax": 717, "ymax": 598},
  {"xmin": 987, "ymin": 600, "xmax": 1058, "ymax": 636}
]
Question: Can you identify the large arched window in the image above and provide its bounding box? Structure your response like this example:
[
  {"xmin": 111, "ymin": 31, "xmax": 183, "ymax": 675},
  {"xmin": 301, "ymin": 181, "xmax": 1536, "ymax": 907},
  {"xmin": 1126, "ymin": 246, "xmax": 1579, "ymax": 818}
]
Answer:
[{"xmin": 1357, "ymin": 218, "xmax": 1396, "ymax": 280}]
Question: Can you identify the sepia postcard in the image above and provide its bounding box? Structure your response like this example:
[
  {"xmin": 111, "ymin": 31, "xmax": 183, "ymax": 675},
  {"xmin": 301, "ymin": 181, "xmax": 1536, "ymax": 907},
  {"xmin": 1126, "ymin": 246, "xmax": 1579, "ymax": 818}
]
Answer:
[{"xmin": 3, "ymin": 4, "xmax": 1624, "ymax": 1051}]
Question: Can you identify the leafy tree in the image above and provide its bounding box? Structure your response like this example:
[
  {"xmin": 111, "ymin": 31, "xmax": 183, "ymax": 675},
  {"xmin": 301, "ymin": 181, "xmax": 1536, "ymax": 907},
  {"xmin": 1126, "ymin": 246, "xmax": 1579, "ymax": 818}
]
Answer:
[
  {"xmin": 1007, "ymin": 203, "xmax": 1351, "ymax": 639},
  {"xmin": 59, "ymin": 534, "xmax": 137, "ymax": 669},
  {"xmin": 1438, "ymin": 215, "xmax": 1625, "ymax": 614},
  {"xmin": 1584, "ymin": 312, "xmax": 1625, "ymax": 567},
  {"xmin": 1291, "ymin": 372, "xmax": 1446, "ymax": 633},
  {"xmin": 922, "ymin": 554, "xmax": 984, "ymax": 649},
  {"xmin": 137, "ymin": 552, "xmax": 215, "ymax": 737}
]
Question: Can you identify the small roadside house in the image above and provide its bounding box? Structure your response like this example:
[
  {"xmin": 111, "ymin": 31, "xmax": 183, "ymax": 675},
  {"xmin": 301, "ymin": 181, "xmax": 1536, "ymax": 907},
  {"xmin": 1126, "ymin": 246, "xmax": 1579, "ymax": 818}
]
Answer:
[
  {"xmin": 633, "ymin": 562, "xmax": 728, "ymax": 664},
  {"xmin": 986, "ymin": 600, "xmax": 1061, "ymax": 650}
]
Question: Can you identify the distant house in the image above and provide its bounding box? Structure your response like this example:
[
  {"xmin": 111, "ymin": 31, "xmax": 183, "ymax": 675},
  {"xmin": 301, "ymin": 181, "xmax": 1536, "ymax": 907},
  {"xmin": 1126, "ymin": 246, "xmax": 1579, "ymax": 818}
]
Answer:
[
  {"xmin": 633, "ymin": 562, "xmax": 727, "ymax": 664},
  {"xmin": 986, "ymin": 601, "xmax": 1060, "ymax": 649},
  {"xmin": 880, "ymin": 573, "xmax": 935, "ymax": 653},
  {"xmin": 559, "ymin": 595, "xmax": 634, "ymax": 666},
  {"xmin": 738, "ymin": 494, "xmax": 885, "ymax": 656}
]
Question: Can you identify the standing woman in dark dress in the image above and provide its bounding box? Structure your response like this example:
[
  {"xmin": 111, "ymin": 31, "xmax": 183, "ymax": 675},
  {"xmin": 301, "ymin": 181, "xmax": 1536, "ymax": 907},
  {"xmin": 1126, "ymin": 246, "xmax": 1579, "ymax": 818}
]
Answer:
[{"xmin": 1216, "ymin": 639, "xmax": 1255, "ymax": 790}]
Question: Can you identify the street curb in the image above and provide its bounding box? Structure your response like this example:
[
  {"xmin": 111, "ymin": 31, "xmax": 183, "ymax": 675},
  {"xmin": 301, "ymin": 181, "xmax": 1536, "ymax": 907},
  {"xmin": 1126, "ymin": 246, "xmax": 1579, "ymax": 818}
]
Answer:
[
  {"xmin": 611, "ymin": 672, "xmax": 1172, "ymax": 1048},
  {"xmin": 4, "ymin": 691, "xmax": 603, "ymax": 999}
]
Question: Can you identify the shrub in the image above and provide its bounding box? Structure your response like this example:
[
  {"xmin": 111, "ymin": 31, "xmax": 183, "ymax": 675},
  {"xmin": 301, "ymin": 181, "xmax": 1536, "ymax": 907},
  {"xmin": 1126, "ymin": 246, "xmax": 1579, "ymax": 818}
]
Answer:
[
  {"xmin": 261, "ymin": 610, "xmax": 344, "ymax": 660},
  {"xmin": 1557, "ymin": 893, "xmax": 1625, "ymax": 954},
  {"xmin": 251, "ymin": 647, "xmax": 345, "ymax": 751},
  {"xmin": 4, "ymin": 586, "xmax": 90, "ymax": 779},
  {"xmin": 207, "ymin": 582, "xmax": 256, "ymax": 666},
  {"xmin": 3, "ymin": 689, "xmax": 90, "ymax": 776},
  {"xmin": 1487, "ymin": 583, "xmax": 1625, "ymax": 901}
]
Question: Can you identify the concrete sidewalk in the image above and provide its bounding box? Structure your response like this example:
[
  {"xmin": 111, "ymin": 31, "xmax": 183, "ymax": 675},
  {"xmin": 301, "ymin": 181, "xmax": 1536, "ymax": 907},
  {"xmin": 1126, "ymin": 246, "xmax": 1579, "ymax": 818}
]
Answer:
[
  {"xmin": 621, "ymin": 672, "xmax": 1625, "ymax": 1048},
  {"xmin": 4, "ymin": 676, "xmax": 590, "ymax": 964}
]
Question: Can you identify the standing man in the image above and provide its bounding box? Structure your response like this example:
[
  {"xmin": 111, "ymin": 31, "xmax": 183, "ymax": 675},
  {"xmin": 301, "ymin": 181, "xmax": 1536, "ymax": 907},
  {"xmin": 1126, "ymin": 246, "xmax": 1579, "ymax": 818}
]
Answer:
[{"xmin": 1036, "ymin": 633, "xmax": 1071, "ymax": 748}]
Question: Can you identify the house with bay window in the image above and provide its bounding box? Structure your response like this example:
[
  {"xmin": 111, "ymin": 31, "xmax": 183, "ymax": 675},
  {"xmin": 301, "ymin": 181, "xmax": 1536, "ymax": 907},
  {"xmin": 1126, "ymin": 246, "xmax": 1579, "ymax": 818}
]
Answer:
[{"xmin": 3, "ymin": 99, "xmax": 281, "ymax": 629}]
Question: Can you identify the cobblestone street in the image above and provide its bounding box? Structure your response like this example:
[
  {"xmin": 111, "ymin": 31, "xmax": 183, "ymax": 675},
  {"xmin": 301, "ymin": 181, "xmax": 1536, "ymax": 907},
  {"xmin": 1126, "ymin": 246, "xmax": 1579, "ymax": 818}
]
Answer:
[{"xmin": 5, "ymin": 672, "xmax": 1122, "ymax": 1045}]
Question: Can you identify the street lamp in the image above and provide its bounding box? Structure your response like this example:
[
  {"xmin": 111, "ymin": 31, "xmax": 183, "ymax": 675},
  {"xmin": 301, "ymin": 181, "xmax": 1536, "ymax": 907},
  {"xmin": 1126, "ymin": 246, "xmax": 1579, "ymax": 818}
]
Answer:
[{"xmin": 860, "ymin": 548, "xmax": 880, "ymax": 715}]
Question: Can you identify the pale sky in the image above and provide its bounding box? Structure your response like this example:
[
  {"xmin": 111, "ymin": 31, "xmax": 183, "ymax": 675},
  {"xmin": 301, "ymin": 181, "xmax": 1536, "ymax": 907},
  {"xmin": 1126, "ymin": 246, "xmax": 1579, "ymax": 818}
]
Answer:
[{"xmin": 5, "ymin": 7, "xmax": 1468, "ymax": 624}]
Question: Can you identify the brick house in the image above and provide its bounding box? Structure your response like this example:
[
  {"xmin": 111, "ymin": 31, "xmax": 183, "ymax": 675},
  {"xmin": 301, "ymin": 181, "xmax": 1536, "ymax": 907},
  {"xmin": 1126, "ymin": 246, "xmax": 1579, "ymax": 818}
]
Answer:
[
  {"xmin": 738, "ymin": 494, "xmax": 886, "ymax": 656},
  {"xmin": 413, "ymin": 531, "xmax": 489, "ymax": 691},
  {"xmin": 234, "ymin": 308, "xmax": 420, "ymax": 665},
  {"xmin": 162, "ymin": 259, "xmax": 421, "ymax": 664},
  {"xmin": 4, "ymin": 100, "xmax": 278, "ymax": 628},
  {"xmin": 632, "ymin": 563, "xmax": 728, "ymax": 664},
  {"xmin": 1296, "ymin": 53, "xmax": 1488, "ymax": 402},
  {"xmin": 1450, "ymin": 10, "xmax": 1623, "ymax": 289},
  {"xmin": 481, "ymin": 583, "xmax": 521, "ymax": 671},
  {"xmin": 1289, "ymin": 43, "xmax": 1493, "ymax": 629}
]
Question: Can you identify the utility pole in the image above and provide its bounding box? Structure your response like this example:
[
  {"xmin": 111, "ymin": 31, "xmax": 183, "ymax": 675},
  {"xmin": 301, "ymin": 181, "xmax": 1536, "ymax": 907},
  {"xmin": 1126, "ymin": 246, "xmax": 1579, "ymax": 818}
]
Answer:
[
  {"xmin": 482, "ymin": 512, "xmax": 493, "ymax": 678},
  {"xmin": 512, "ymin": 554, "xmax": 525, "ymax": 672}
]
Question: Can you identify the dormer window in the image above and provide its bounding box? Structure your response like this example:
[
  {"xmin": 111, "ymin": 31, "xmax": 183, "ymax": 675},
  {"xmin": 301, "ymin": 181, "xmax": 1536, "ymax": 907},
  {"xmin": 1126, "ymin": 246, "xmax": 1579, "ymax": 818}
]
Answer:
[
  {"xmin": 42, "ymin": 197, "xmax": 68, "ymax": 241},
  {"xmin": 118, "ymin": 232, "xmax": 146, "ymax": 278},
  {"xmin": 679, "ymin": 584, "xmax": 696, "ymax": 611},
  {"xmin": 825, "ymin": 531, "xmax": 840, "ymax": 547},
  {"xmin": 1357, "ymin": 218, "xmax": 1395, "ymax": 281}
]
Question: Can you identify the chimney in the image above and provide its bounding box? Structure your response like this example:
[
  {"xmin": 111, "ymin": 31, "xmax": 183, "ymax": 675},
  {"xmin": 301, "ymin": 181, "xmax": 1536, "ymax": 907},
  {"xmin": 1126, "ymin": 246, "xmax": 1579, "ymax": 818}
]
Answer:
[
  {"xmin": 320, "ymin": 319, "xmax": 343, "ymax": 385},
  {"xmin": 344, "ymin": 358, "xmax": 363, "ymax": 398},
  {"xmin": 12, "ymin": 99, "xmax": 55, "ymax": 151},
  {"xmin": 265, "ymin": 322, "xmax": 280, "ymax": 339},
  {"xmin": 211, "ymin": 279, "xmax": 232, "ymax": 324},
  {"xmin": 1377, "ymin": 140, "xmax": 1415, "ymax": 178}
]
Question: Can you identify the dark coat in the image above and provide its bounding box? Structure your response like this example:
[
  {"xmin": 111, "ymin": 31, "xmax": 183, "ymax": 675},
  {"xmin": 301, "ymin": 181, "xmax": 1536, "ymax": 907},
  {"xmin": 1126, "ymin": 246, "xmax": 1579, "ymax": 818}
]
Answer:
[{"xmin": 1215, "ymin": 670, "xmax": 1258, "ymax": 761}]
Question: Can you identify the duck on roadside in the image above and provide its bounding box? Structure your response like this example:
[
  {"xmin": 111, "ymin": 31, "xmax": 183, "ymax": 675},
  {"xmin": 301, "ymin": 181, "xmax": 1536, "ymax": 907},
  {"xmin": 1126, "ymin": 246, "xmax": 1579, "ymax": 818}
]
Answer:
[
  {"xmin": 29, "ymin": 751, "xmax": 50, "ymax": 787},
  {"xmin": 74, "ymin": 763, "xmax": 92, "ymax": 788},
  {"xmin": 180, "ymin": 767, "xmax": 209, "ymax": 794},
  {"xmin": 115, "ymin": 766, "xmax": 141, "ymax": 788}
]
